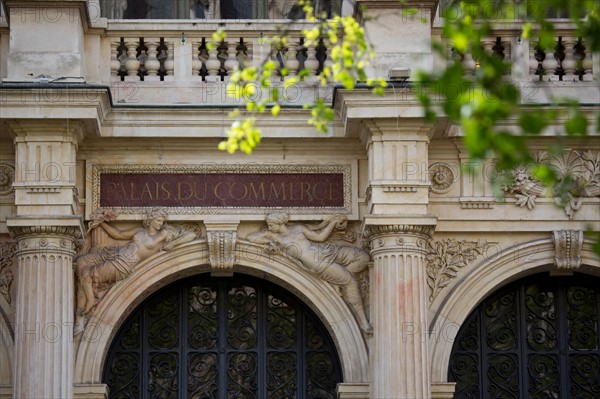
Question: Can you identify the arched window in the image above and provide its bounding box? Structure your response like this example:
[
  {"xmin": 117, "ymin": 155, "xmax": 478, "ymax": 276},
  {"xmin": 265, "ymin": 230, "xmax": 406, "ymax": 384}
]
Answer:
[
  {"xmin": 100, "ymin": 0, "xmax": 341, "ymax": 20},
  {"xmin": 103, "ymin": 274, "xmax": 342, "ymax": 398},
  {"xmin": 449, "ymin": 273, "xmax": 600, "ymax": 398}
]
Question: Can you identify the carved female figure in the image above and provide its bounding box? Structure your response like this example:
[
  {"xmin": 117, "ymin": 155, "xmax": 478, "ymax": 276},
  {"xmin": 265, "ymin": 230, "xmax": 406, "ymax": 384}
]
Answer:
[
  {"xmin": 246, "ymin": 212, "xmax": 373, "ymax": 333},
  {"xmin": 75, "ymin": 209, "xmax": 197, "ymax": 315}
]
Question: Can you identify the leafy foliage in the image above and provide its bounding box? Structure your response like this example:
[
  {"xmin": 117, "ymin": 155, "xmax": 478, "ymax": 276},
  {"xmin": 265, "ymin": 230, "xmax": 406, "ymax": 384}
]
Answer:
[
  {"xmin": 215, "ymin": 0, "xmax": 386, "ymax": 154},
  {"xmin": 418, "ymin": 0, "xmax": 599, "ymax": 181}
]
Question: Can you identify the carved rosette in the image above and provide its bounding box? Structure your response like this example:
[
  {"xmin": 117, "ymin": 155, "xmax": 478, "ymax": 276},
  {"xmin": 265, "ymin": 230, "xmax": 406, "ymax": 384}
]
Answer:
[
  {"xmin": 429, "ymin": 163, "xmax": 455, "ymax": 194},
  {"xmin": 502, "ymin": 150, "xmax": 600, "ymax": 218},
  {"xmin": 553, "ymin": 230, "xmax": 584, "ymax": 270},
  {"xmin": 426, "ymin": 238, "xmax": 493, "ymax": 302},
  {"xmin": 0, "ymin": 163, "xmax": 15, "ymax": 195},
  {"xmin": 0, "ymin": 241, "xmax": 17, "ymax": 304}
]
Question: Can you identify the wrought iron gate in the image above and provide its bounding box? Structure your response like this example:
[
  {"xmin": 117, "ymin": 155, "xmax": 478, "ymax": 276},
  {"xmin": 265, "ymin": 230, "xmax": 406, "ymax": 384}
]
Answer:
[
  {"xmin": 104, "ymin": 275, "xmax": 342, "ymax": 398},
  {"xmin": 449, "ymin": 273, "xmax": 600, "ymax": 398}
]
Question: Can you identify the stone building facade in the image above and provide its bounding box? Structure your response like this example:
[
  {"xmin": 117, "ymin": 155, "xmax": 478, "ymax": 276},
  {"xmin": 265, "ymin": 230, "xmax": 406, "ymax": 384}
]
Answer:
[{"xmin": 0, "ymin": 0, "xmax": 599, "ymax": 398}]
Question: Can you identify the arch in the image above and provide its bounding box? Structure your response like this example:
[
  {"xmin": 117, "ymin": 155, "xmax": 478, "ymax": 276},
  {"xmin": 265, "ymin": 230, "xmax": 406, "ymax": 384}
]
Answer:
[
  {"xmin": 429, "ymin": 237, "xmax": 600, "ymax": 383},
  {"xmin": 75, "ymin": 240, "xmax": 369, "ymax": 385}
]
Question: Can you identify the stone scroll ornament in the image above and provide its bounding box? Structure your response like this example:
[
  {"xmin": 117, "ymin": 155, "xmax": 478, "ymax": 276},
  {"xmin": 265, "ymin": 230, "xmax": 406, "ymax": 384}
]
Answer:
[
  {"xmin": 75, "ymin": 208, "xmax": 200, "ymax": 318},
  {"xmin": 245, "ymin": 212, "xmax": 373, "ymax": 333},
  {"xmin": 502, "ymin": 150, "xmax": 600, "ymax": 218}
]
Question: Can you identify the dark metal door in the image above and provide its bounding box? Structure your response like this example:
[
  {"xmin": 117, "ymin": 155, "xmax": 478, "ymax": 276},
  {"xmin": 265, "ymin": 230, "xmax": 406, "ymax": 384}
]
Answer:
[
  {"xmin": 104, "ymin": 274, "xmax": 342, "ymax": 398},
  {"xmin": 449, "ymin": 273, "xmax": 600, "ymax": 398}
]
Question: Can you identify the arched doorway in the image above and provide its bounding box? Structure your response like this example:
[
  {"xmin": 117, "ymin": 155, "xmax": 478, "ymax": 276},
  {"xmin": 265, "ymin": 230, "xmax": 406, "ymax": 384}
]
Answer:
[
  {"xmin": 103, "ymin": 274, "xmax": 342, "ymax": 398},
  {"xmin": 449, "ymin": 273, "xmax": 600, "ymax": 398}
]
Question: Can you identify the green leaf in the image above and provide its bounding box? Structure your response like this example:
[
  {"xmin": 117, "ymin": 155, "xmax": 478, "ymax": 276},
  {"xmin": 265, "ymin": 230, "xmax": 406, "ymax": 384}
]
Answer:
[{"xmin": 271, "ymin": 104, "xmax": 281, "ymax": 116}]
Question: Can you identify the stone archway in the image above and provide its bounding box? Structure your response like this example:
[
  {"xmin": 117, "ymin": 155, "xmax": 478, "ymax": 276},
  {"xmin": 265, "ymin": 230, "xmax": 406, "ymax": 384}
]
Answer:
[
  {"xmin": 429, "ymin": 237, "xmax": 600, "ymax": 385},
  {"xmin": 74, "ymin": 240, "xmax": 369, "ymax": 386}
]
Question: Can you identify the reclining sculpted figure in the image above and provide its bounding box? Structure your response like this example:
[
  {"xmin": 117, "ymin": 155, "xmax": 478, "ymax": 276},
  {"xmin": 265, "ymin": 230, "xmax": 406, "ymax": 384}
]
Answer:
[
  {"xmin": 75, "ymin": 209, "xmax": 197, "ymax": 316},
  {"xmin": 246, "ymin": 212, "xmax": 373, "ymax": 333}
]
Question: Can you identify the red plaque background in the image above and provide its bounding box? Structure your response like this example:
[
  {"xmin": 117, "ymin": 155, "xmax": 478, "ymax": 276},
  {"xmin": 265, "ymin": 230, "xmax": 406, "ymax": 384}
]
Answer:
[{"xmin": 100, "ymin": 173, "xmax": 345, "ymax": 208}]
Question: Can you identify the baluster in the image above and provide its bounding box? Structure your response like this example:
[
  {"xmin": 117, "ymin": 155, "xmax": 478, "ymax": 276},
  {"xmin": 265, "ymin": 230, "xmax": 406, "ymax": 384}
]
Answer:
[
  {"xmin": 323, "ymin": 41, "xmax": 333, "ymax": 75},
  {"xmin": 205, "ymin": 44, "xmax": 221, "ymax": 82},
  {"xmin": 144, "ymin": 38, "xmax": 161, "ymax": 81},
  {"xmin": 482, "ymin": 38, "xmax": 495, "ymax": 57},
  {"xmin": 541, "ymin": 41, "xmax": 558, "ymax": 81},
  {"xmin": 243, "ymin": 40, "xmax": 252, "ymax": 68},
  {"xmin": 561, "ymin": 38, "xmax": 577, "ymax": 81},
  {"xmin": 224, "ymin": 39, "xmax": 240, "ymax": 78},
  {"xmin": 124, "ymin": 38, "xmax": 140, "ymax": 81},
  {"xmin": 110, "ymin": 39, "xmax": 122, "ymax": 81},
  {"xmin": 163, "ymin": 40, "xmax": 175, "ymax": 81},
  {"xmin": 191, "ymin": 39, "xmax": 203, "ymax": 80},
  {"xmin": 285, "ymin": 38, "xmax": 300, "ymax": 77},
  {"xmin": 530, "ymin": 44, "xmax": 545, "ymax": 80},
  {"xmin": 581, "ymin": 40, "xmax": 593, "ymax": 81},
  {"xmin": 462, "ymin": 50, "xmax": 476, "ymax": 73},
  {"xmin": 304, "ymin": 42, "xmax": 319, "ymax": 79}
]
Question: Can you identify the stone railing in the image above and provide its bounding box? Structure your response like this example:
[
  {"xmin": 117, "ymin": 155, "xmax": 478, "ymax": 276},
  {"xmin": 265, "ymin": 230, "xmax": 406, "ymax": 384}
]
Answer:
[
  {"xmin": 446, "ymin": 30, "xmax": 596, "ymax": 82},
  {"xmin": 107, "ymin": 25, "xmax": 328, "ymax": 84}
]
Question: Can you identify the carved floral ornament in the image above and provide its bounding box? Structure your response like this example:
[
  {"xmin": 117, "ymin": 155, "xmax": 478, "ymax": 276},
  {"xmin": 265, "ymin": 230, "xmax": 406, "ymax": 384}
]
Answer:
[
  {"xmin": 429, "ymin": 162, "xmax": 455, "ymax": 194},
  {"xmin": 0, "ymin": 241, "xmax": 17, "ymax": 304},
  {"xmin": 426, "ymin": 238, "xmax": 494, "ymax": 302},
  {"xmin": 502, "ymin": 150, "xmax": 600, "ymax": 218},
  {"xmin": 0, "ymin": 163, "xmax": 15, "ymax": 196}
]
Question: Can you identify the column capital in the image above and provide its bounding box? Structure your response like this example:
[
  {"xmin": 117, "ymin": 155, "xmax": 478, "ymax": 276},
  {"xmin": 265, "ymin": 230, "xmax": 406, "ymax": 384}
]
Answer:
[
  {"xmin": 7, "ymin": 216, "xmax": 84, "ymax": 241},
  {"xmin": 363, "ymin": 216, "xmax": 436, "ymax": 238}
]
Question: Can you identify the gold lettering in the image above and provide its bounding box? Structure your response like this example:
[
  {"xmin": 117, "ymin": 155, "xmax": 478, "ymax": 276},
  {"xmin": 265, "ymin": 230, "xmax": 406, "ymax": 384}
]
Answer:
[
  {"xmin": 177, "ymin": 182, "xmax": 193, "ymax": 200},
  {"xmin": 160, "ymin": 182, "xmax": 171, "ymax": 200},
  {"xmin": 248, "ymin": 182, "xmax": 265, "ymax": 200},
  {"xmin": 194, "ymin": 182, "xmax": 208, "ymax": 200},
  {"xmin": 269, "ymin": 182, "xmax": 286, "ymax": 200},
  {"xmin": 140, "ymin": 182, "xmax": 153, "ymax": 200},
  {"xmin": 300, "ymin": 182, "xmax": 313, "ymax": 201},
  {"xmin": 129, "ymin": 182, "xmax": 140, "ymax": 200},
  {"xmin": 329, "ymin": 182, "xmax": 335, "ymax": 200},
  {"xmin": 288, "ymin": 182, "xmax": 300, "ymax": 200},
  {"xmin": 229, "ymin": 182, "xmax": 248, "ymax": 200},
  {"xmin": 214, "ymin": 181, "xmax": 227, "ymax": 201},
  {"xmin": 119, "ymin": 183, "xmax": 128, "ymax": 200},
  {"xmin": 312, "ymin": 181, "xmax": 327, "ymax": 201}
]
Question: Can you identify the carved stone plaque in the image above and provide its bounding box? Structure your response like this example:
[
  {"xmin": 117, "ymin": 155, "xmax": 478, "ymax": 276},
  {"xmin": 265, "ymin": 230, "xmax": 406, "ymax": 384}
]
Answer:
[{"xmin": 91, "ymin": 164, "xmax": 352, "ymax": 215}]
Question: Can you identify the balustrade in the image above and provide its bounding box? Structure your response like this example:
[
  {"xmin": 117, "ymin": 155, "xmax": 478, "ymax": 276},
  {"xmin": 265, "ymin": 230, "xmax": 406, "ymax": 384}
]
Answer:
[
  {"xmin": 448, "ymin": 35, "xmax": 594, "ymax": 82},
  {"xmin": 529, "ymin": 36, "xmax": 594, "ymax": 82}
]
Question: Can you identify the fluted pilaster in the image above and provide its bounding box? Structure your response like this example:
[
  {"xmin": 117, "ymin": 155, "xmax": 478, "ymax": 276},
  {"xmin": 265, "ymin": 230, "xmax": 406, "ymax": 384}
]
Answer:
[
  {"xmin": 365, "ymin": 224, "xmax": 434, "ymax": 399},
  {"xmin": 8, "ymin": 220, "xmax": 82, "ymax": 399}
]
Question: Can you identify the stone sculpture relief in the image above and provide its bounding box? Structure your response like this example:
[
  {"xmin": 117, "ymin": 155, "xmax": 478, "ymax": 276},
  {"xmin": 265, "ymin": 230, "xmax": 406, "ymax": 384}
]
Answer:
[
  {"xmin": 0, "ymin": 241, "xmax": 17, "ymax": 304},
  {"xmin": 246, "ymin": 212, "xmax": 373, "ymax": 333},
  {"xmin": 0, "ymin": 163, "xmax": 15, "ymax": 196},
  {"xmin": 75, "ymin": 208, "xmax": 200, "ymax": 317},
  {"xmin": 426, "ymin": 238, "xmax": 493, "ymax": 302},
  {"xmin": 502, "ymin": 150, "xmax": 600, "ymax": 218}
]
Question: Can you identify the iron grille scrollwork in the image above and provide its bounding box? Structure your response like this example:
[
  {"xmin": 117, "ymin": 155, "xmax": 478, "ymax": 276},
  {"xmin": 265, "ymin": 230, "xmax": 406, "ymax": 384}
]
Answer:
[
  {"xmin": 449, "ymin": 273, "xmax": 600, "ymax": 398},
  {"xmin": 104, "ymin": 274, "xmax": 342, "ymax": 398}
]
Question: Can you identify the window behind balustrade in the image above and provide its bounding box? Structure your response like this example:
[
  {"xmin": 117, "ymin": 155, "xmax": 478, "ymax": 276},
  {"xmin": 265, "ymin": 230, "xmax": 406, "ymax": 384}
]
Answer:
[{"xmin": 100, "ymin": 0, "xmax": 340, "ymax": 20}]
